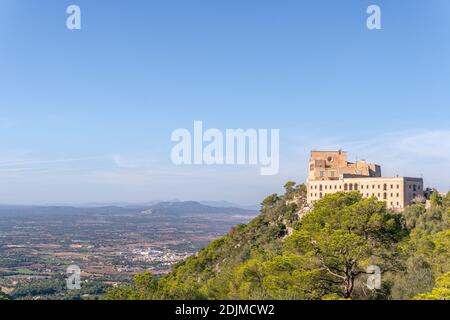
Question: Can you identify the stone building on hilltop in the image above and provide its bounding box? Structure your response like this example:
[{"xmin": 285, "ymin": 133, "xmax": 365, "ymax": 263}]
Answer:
[{"xmin": 306, "ymin": 150, "xmax": 424, "ymax": 210}]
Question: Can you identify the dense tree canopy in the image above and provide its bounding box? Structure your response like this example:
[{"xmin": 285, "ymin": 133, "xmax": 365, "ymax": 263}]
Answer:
[{"xmin": 414, "ymin": 272, "xmax": 450, "ymax": 300}]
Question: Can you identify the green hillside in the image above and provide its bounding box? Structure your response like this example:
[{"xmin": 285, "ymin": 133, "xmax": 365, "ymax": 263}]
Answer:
[{"xmin": 104, "ymin": 183, "xmax": 450, "ymax": 300}]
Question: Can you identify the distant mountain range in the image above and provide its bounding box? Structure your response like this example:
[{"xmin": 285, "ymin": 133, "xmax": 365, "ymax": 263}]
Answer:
[
  {"xmin": 144, "ymin": 201, "xmax": 257, "ymax": 216},
  {"xmin": 198, "ymin": 201, "xmax": 260, "ymax": 211},
  {"xmin": 0, "ymin": 201, "xmax": 258, "ymax": 217},
  {"xmin": 77, "ymin": 200, "xmax": 259, "ymax": 211}
]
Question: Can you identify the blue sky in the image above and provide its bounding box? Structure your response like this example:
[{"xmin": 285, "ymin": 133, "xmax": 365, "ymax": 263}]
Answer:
[{"xmin": 0, "ymin": 0, "xmax": 449, "ymax": 205}]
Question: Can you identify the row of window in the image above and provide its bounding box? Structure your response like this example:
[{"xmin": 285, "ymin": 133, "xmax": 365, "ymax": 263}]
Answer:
[
  {"xmin": 311, "ymin": 183, "xmax": 397, "ymax": 191},
  {"xmin": 311, "ymin": 184, "xmax": 342, "ymax": 191},
  {"xmin": 310, "ymin": 183, "xmax": 422, "ymax": 192},
  {"xmin": 310, "ymin": 192, "xmax": 402, "ymax": 206},
  {"xmin": 364, "ymin": 192, "xmax": 400, "ymax": 199},
  {"xmin": 311, "ymin": 190, "xmax": 419, "ymax": 200},
  {"xmin": 310, "ymin": 192, "xmax": 400, "ymax": 198},
  {"xmin": 408, "ymin": 184, "xmax": 420, "ymax": 191}
]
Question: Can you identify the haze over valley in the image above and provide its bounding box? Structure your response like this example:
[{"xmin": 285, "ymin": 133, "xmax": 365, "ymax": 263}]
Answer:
[{"xmin": 0, "ymin": 201, "xmax": 257, "ymax": 299}]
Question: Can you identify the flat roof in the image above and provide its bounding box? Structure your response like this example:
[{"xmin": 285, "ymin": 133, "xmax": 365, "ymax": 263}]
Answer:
[{"xmin": 341, "ymin": 176, "xmax": 423, "ymax": 181}]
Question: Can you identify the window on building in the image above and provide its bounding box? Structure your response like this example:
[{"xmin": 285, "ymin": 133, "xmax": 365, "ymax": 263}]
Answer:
[
  {"xmin": 383, "ymin": 193, "xmax": 387, "ymax": 200},
  {"xmin": 344, "ymin": 184, "xmax": 348, "ymax": 191},
  {"xmin": 320, "ymin": 171, "xmax": 324, "ymax": 177},
  {"xmin": 330, "ymin": 171, "xmax": 335, "ymax": 177},
  {"xmin": 354, "ymin": 184, "xmax": 358, "ymax": 190},
  {"xmin": 319, "ymin": 193, "xmax": 323, "ymax": 198},
  {"xmin": 383, "ymin": 184, "xmax": 387, "ymax": 191},
  {"xmin": 413, "ymin": 185, "xmax": 417, "ymax": 191},
  {"xmin": 349, "ymin": 184, "xmax": 353, "ymax": 191},
  {"xmin": 319, "ymin": 185, "xmax": 323, "ymax": 191}
]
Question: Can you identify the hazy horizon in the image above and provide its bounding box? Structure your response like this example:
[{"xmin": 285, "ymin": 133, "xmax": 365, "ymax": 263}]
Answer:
[{"xmin": 0, "ymin": 199, "xmax": 260, "ymax": 208}]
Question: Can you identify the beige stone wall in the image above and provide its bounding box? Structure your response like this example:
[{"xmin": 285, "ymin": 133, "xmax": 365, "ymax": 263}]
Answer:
[
  {"xmin": 307, "ymin": 177, "xmax": 423, "ymax": 210},
  {"xmin": 308, "ymin": 151, "xmax": 381, "ymax": 181}
]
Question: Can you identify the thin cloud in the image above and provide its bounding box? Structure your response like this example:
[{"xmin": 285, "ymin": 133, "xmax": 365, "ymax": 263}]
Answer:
[
  {"xmin": 112, "ymin": 154, "xmax": 161, "ymax": 170},
  {"xmin": 112, "ymin": 154, "xmax": 139, "ymax": 169},
  {"xmin": 392, "ymin": 130, "xmax": 450, "ymax": 160}
]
